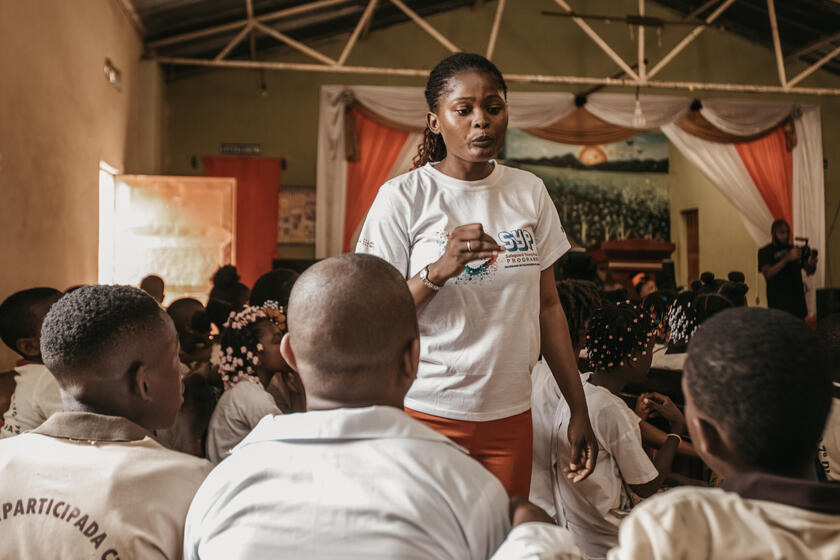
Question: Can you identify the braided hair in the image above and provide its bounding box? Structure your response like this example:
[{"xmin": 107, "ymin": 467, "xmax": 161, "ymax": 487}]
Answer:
[
  {"xmin": 207, "ymin": 265, "xmax": 250, "ymax": 331},
  {"xmin": 585, "ymin": 301, "xmax": 655, "ymax": 371},
  {"xmin": 556, "ymin": 279, "xmax": 602, "ymax": 351},
  {"xmin": 412, "ymin": 53, "xmax": 508, "ymax": 169},
  {"xmin": 217, "ymin": 305, "xmax": 274, "ymax": 390},
  {"xmin": 665, "ymin": 290, "xmax": 698, "ymax": 352}
]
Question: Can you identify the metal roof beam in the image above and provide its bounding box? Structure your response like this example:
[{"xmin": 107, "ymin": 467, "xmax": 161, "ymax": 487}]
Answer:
[
  {"xmin": 153, "ymin": 55, "xmax": 840, "ymax": 95},
  {"xmin": 647, "ymin": 0, "xmax": 735, "ymax": 80},
  {"xmin": 785, "ymin": 31, "xmax": 840, "ymax": 61},
  {"xmin": 215, "ymin": 22, "xmax": 253, "ymax": 61},
  {"xmin": 485, "ymin": 0, "xmax": 505, "ymax": 60},
  {"xmin": 685, "ymin": 0, "xmax": 723, "ymax": 20},
  {"xmin": 254, "ymin": 21, "xmax": 337, "ymax": 65},
  {"xmin": 147, "ymin": 0, "xmax": 352, "ymax": 48},
  {"xmin": 788, "ymin": 43, "xmax": 840, "ymax": 87},
  {"xmin": 766, "ymin": 0, "xmax": 787, "ymax": 87},
  {"xmin": 552, "ymin": 0, "xmax": 639, "ymax": 81},
  {"xmin": 387, "ymin": 0, "xmax": 460, "ymax": 53},
  {"xmin": 337, "ymin": 0, "xmax": 378, "ymax": 66},
  {"xmin": 638, "ymin": 0, "xmax": 646, "ymax": 83}
]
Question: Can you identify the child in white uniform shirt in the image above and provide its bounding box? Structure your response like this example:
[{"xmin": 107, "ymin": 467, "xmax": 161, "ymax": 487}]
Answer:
[
  {"xmin": 531, "ymin": 279, "xmax": 602, "ymax": 519},
  {"xmin": 499, "ymin": 307, "xmax": 840, "ymax": 560},
  {"xmin": 206, "ymin": 303, "xmax": 305, "ymax": 463},
  {"xmin": 0, "ymin": 285, "xmax": 212, "ymax": 559},
  {"xmin": 0, "ymin": 287, "xmax": 63, "ymax": 437},
  {"xmin": 185, "ymin": 254, "xmax": 513, "ymax": 559},
  {"xmin": 609, "ymin": 307, "xmax": 840, "ymax": 559},
  {"xmin": 548, "ymin": 301, "xmax": 686, "ymax": 559}
]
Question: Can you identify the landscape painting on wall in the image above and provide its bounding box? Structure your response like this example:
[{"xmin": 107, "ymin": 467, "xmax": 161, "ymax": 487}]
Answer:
[{"xmin": 501, "ymin": 130, "xmax": 670, "ymax": 248}]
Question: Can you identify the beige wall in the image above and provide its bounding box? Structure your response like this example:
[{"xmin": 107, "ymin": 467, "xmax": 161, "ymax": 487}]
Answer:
[
  {"xmin": 164, "ymin": 0, "xmax": 840, "ymax": 290},
  {"xmin": 0, "ymin": 0, "xmax": 157, "ymax": 368},
  {"xmin": 668, "ymin": 146, "xmax": 768, "ymax": 300}
]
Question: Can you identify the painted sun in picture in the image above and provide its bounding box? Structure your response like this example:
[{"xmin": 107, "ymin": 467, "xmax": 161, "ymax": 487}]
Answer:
[{"xmin": 578, "ymin": 146, "xmax": 607, "ymax": 166}]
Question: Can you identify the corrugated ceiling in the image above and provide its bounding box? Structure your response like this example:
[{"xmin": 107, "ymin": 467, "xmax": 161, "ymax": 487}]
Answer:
[{"xmin": 129, "ymin": 0, "xmax": 840, "ymax": 79}]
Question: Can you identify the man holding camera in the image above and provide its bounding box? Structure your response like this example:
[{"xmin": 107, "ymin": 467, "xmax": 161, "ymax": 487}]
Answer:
[{"xmin": 758, "ymin": 219, "xmax": 818, "ymax": 319}]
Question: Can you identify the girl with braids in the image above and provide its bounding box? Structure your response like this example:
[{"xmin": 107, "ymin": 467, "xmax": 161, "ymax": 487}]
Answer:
[
  {"xmin": 551, "ymin": 301, "xmax": 686, "ymax": 559},
  {"xmin": 205, "ymin": 304, "xmax": 305, "ymax": 463},
  {"xmin": 357, "ymin": 52, "xmax": 597, "ymax": 496},
  {"xmin": 530, "ymin": 279, "xmax": 601, "ymax": 518}
]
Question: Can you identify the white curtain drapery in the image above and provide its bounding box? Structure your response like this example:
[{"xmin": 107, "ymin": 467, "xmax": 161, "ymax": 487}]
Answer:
[
  {"xmin": 660, "ymin": 122, "xmax": 775, "ymax": 244},
  {"xmin": 316, "ymin": 86, "xmax": 824, "ymax": 313}
]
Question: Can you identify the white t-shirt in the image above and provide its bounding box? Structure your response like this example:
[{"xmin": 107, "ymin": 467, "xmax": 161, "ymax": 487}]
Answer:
[
  {"xmin": 184, "ymin": 406, "xmax": 510, "ymax": 560},
  {"xmin": 1, "ymin": 363, "xmax": 63, "ymax": 438},
  {"xmin": 357, "ymin": 162, "xmax": 570, "ymax": 421},
  {"xmin": 206, "ymin": 379, "xmax": 280, "ymax": 464},
  {"xmin": 529, "ymin": 360, "xmax": 563, "ymax": 521},
  {"xmin": 552, "ymin": 373, "xmax": 658, "ymax": 559},
  {"xmin": 818, "ymin": 397, "xmax": 840, "ymax": 481}
]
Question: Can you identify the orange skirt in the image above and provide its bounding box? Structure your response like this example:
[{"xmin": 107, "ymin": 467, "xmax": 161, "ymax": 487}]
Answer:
[{"xmin": 406, "ymin": 408, "xmax": 533, "ymax": 497}]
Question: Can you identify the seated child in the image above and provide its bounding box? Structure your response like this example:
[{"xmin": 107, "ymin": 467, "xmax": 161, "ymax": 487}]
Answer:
[
  {"xmin": 167, "ymin": 298, "xmax": 213, "ymax": 369},
  {"xmin": 206, "ymin": 265, "xmax": 250, "ymax": 333},
  {"xmin": 248, "ymin": 267, "xmax": 299, "ymax": 308},
  {"xmin": 817, "ymin": 313, "xmax": 840, "ymax": 481},
  {"xmin": 608, "ymin": 307, "xmax": 839, "ymax": 559},
  {"xmin": 551, "ymin": 302, "xmax": 686, "ymax": 559},
  {"xmin": 0, "ymin": 287, "xmax": 63, "ymax": 437},
  {"xmin": 205, "ymin": 304, "xmax": 305, "ymax": 463},
  {"xmin": 156, "ymin": 372, "xmax": 219, "ymax": 456},
  {"xmin": 247, "ymin": 267, "xmax": 300, "ymax": 405},
  {"xmin": 184, "ymin": 254, "xmax": 511, "ymax": 559},
  {"xmin": 0, "ymin": 285, "xmax": 212, "ymax": 559},
  {"xmin": 631, "ymin": 273, "xmax": 657, "ymax": 300},
  {"xmin": 656, "ymin": 276, "xmax": 747, "ymax": 371},
  {"xmin": 140, "ymin": 274, "xmax": 165, "ymax": 304},
  {"xmin": 531, "ymin": 279, "xmax": 601, "ymax": 519}
]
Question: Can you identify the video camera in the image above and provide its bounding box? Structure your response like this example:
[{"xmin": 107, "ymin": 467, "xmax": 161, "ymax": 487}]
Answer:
[{"xmin": 794, "ymin": 236, "xmax": 818, "ymax": 267}]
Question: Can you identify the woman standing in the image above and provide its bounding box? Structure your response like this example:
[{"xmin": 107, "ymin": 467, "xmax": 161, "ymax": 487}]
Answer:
[{"xmin": 357, "ymin": 53, "xmax": 596, "ymax": 496}]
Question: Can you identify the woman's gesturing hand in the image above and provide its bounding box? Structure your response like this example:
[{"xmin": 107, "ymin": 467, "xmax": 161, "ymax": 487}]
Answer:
[
  {"xmin": 427, "ymin": 223, "xmax": 506, "ymax": 285},
  {"xmin": 563, "ymin": 411, "xmax": 598, "ymax": 483}
]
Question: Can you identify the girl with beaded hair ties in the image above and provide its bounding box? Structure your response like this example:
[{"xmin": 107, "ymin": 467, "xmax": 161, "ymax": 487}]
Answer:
[
  {"xmin": 550, "ymin": 301, "xmax": 687, "ymax": 559},
  {"xmin": 205, "ymin": 303, "xmax": 305, "ymax": 464}
]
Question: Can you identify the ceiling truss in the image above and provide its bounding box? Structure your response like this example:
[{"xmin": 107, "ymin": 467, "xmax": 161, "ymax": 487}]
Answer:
[{"xmin": 148, "ymin": 0, "xmax": 840, "ymax": 96}]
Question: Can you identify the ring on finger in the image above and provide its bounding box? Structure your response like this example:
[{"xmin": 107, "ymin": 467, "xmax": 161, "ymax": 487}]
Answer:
[{"xmin": 466, "ymin": 240, "xmax": 473, "ymax": 253}]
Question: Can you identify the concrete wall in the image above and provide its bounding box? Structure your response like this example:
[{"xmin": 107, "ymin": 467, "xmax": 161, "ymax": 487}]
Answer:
[
  {"xmin": 164, "ymin": 1, "xmax": 840, "ymax": 289},
  {"xmin": 0, "ymin": 0, "xmax": 158, "ymax": 368}
]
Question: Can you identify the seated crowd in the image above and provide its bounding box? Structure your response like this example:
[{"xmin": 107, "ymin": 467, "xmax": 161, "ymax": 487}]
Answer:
[{"xmin": 0, "ymin": 258, "xmax": 837, "ymax": 559}]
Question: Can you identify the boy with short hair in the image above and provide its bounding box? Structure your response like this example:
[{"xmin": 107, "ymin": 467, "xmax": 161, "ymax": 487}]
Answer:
[
  {"xmin": 500, "ymin": 307, "xmax": 840, "ymax": 559},
  {"xmin": 0, "ymin": 285, "xmax": 213, "ymax": 559},
  {"xmin": 0, "ymin": 287, "xmax": 63, "ymax": 437},
  {"xmin": 609, "ymin": 307, "xmax": 839, "ymax": 558},
  {"xmin": 184, "ymin": 254, "xmax": 511, "ymax": 559}
]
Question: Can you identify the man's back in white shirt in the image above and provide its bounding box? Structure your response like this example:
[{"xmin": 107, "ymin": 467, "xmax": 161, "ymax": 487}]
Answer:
[{"xmin": 184, "ymin": 406, "xmax": 510, "ymax": 560}]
